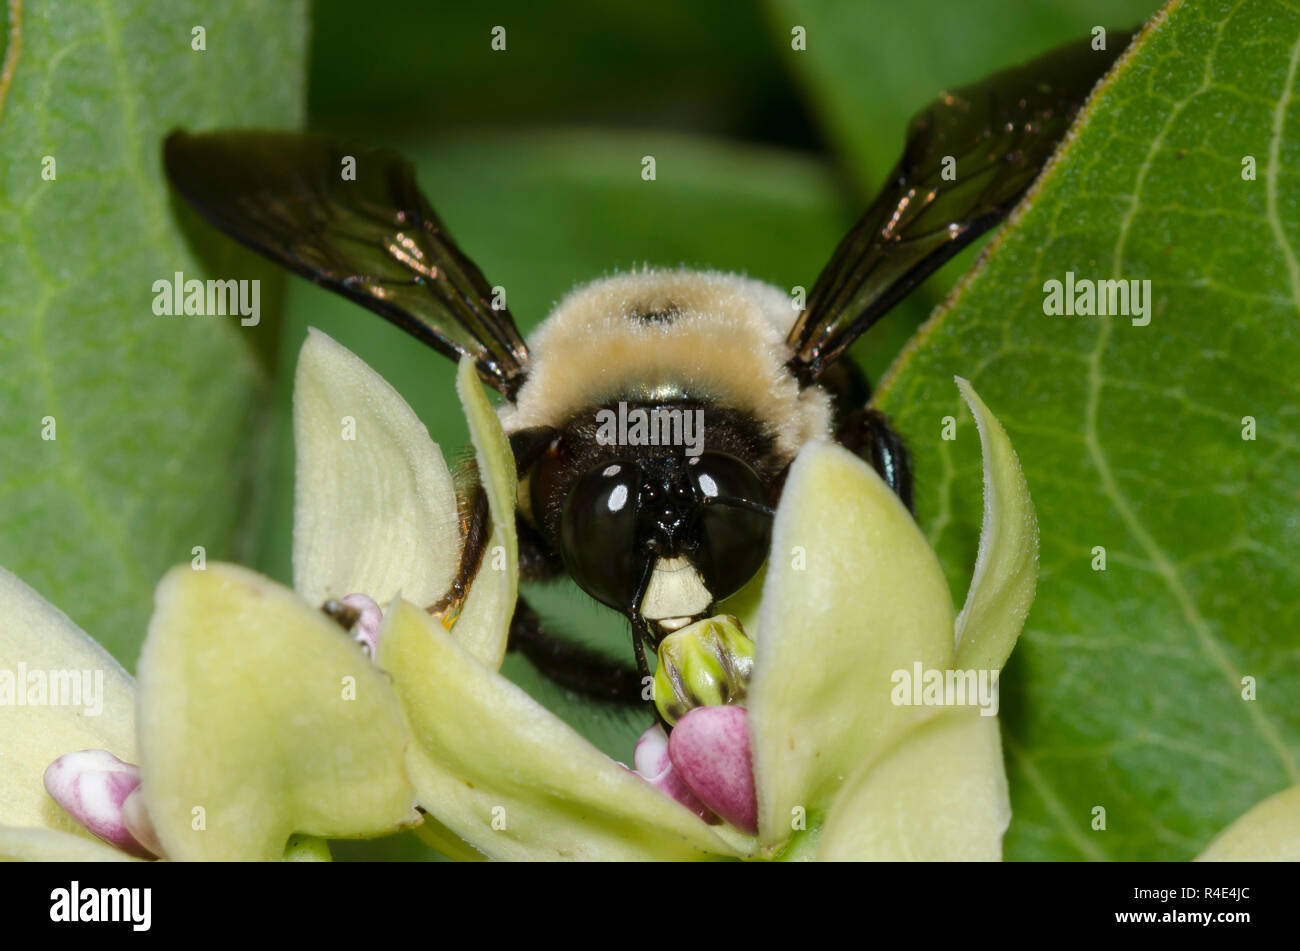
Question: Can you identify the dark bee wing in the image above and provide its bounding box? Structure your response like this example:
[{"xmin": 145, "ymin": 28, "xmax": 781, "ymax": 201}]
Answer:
[
  {"xmin": 163, "ymin": 130, "xmax": 529, "ymax": 399},
  {"xmin": 785, "ymin": 31, "xmax": 1134, "ymax": 384}
]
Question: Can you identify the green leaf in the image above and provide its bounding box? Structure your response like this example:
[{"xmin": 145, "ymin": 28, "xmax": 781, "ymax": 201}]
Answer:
[
  {"xmin": 0, "ymin": 1, "xmax": 307, "ymax": 664},
  {"xmin": 876, "ymin": 0, "xmax": 1300, "ymax": 859}
]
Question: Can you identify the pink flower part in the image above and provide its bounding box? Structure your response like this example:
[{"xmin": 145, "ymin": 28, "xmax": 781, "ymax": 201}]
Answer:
[
  {"xmin": 121, "ymin": 787, "xmax": 165, "ymax": 859},
  {"xmin": 341, "ymin": 593, "xmax": 383, "ymax": 659},
  {"xmin": 43, "ymin": 750, "xmax": 159, "ymax": 858},
  {"xmin": 632, "ymin": 725, "xmax": 718, "ymax": 824},
  {"xmin": 668, "ymin": 705, "xmax": 758, "ymax": 834}
]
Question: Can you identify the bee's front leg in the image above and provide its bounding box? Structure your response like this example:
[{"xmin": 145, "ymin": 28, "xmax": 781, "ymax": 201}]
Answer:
[
  {"xmin": 508, "ymin": 596, "xmax": 645, "ymax": 704},
  {"xmin": 427, "ymin": 471, "xmax": 491, "ymax": 623}
]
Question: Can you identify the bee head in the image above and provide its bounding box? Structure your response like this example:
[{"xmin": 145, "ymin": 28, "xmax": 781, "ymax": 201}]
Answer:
[{"xmin": 533, "ymin": 447, "xmax": 773, "ymax": 628}]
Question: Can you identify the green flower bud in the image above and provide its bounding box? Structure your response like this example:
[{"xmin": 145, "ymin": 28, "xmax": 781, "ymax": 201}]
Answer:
[{"xmin": 654, "ymin": 615, "xmax": 756, "ymax": 726}]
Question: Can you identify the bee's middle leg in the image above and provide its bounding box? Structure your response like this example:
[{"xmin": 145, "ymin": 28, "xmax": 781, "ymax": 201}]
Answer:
[{"xmin": 507, "ymin": 522, "xmax": 645, "ymax": 704}]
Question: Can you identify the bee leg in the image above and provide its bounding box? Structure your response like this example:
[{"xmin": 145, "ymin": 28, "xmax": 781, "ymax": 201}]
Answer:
[
  {"xmin": 322, "ymin": 599, "xmax": 361, "ymax": 630},
  {"xmin": 427, "ymin": 476, "xmax": 490, "ymax": 623},
  {"xmin": 508, "ymin": 597, "xmax": 646, "ymax": 704},
  {"xmin": 430, "ymin": 425, "xmax": 559, "ymax": 621},
  {"xmin": 837, "ymin": 406, "xmax": 914, "ymax": 513}
]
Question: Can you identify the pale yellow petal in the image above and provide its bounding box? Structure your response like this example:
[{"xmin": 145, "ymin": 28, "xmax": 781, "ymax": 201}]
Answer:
[
  {"xmin": 136, "ymin": 564, "xmax": 418, "ymax": 861},
  {"xmin": 378, "ymin": 599, "xmax": 741, "ymax": 861},
  {"xmin": 292, "ymin": 328, "xmax": 459, "ymax": 609},
  {"xmin": 444, "ymin": 356, "xmax": 519, "ymax": 669},
  {"xmin": 1196, "ymin": 785, "xmax": 1300, "ymax": 861},
  {"xmin": 952, "ymin": 378, "xmax": 1038, "ymax": 672},
  {"xmin": 0, "ymin": 825, "xmax": 138, "ymax": 862},
  {"xmin": 749, "ymin": 440, "xmax": 955, "ymax": 844},
  {"xmin": 818, "ymin": 709, "xmax": 1009, "ymax": 861},
  {"xmin": 0, "ymin": 566, "xmax": 136, "ymax": 836},
  {"xmin": 412, "ymin": 813, "xmax": 487, "ymax": 862}
]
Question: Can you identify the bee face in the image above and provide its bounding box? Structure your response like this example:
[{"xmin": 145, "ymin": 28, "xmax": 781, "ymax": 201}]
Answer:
[{"xmin": 526, "ymin": 403, "xmax": 779, "ymax": 632}]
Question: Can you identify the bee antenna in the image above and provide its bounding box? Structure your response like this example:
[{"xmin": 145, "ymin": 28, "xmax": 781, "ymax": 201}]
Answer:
[{"xmin": 694, "ymin": 496, "xmax": 775, "ymax": 519}]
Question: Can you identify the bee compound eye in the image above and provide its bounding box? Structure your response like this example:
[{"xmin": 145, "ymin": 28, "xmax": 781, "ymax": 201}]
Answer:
[
  {"xmin": 691, "ymin": 453, "xmax": 772, "ymax": 601},
  {"xmin": 559, "ymin": 461, "xmax": 646, "ymax": 611}
]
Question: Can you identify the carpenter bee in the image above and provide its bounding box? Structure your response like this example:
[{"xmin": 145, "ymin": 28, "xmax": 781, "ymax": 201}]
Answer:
[{"xmin": 163, "ymin": 32, "xmax": 1129, "ymax": 702}]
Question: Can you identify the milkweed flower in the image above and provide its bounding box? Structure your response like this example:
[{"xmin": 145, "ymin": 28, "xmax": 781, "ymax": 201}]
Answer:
[
  {"xmin": 2, "ymin": 329, "xmax": 1049, "ymax": 860},
  {"xmin": 292, "ymin": 331, "xmax": 1044, "ymax": 859},
  {"xmin": 1196, "ymin": 785, "xmax": 1300, "ymax": 861},
  {"xmin": 0, "ymin": 547, "xmax": 420, "ymax": 861},
  {"xmin": 0, "ymin": 391, "xmax": 421, "ymax": 862}
]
